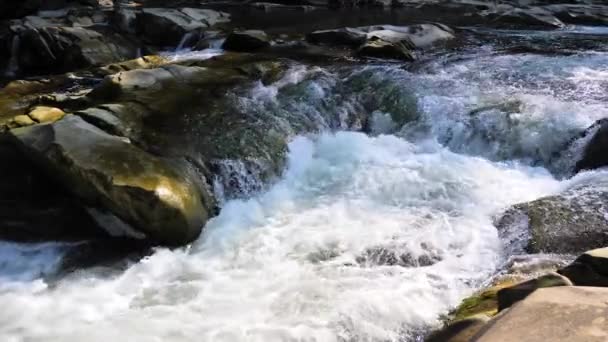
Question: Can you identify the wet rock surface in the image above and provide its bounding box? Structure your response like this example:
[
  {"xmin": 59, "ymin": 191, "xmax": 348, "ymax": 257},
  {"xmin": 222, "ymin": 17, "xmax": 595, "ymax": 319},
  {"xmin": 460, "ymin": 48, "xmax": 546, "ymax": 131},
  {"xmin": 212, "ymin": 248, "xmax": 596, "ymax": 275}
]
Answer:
[
  {"xmin": 0, "ymin": 1, "xmax": 608, "ymax": 340},
  {"xmin": 559, "ymin": 248, "xmax": 608, "ymax": 287},
  {"xmin": 222, "ymin": 30, "xmax": 271, "ymax": 51},
  {"xmin": 307, "ymin": 23, "xmax": 455, "ymax": 60},
  {"xmin": 0, "ymin": 139, "xmax": 106, "ymax": 242},
  {"xmin": 136, "ymin": 7, "xmax": 230, "ymax": 46},
  {"xmin": 9, "ymin": 115, "xmax": 210, "ymax": 245},
  {"xmin": 574, "ymin": 119, "xmax": 608, "ymax": 173},
  {"xmin": 13, "ymin": 24, "xmax": 141, "ymax": 73},
  {"xmin": 496, "ymin": 182, "xmax": 608, "ymax": 255}
]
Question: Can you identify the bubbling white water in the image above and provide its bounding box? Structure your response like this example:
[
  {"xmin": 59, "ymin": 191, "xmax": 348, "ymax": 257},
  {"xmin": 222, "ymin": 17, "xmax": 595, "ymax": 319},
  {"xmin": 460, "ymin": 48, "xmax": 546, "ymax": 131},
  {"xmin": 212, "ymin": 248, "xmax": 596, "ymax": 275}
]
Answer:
[
  {"xmin": 399, "ymin": 51, "xmax": 608, "ymax": 169},
  {"xmin": 0, "ymin": 132, "xmax": 560, "ymax": 342}
]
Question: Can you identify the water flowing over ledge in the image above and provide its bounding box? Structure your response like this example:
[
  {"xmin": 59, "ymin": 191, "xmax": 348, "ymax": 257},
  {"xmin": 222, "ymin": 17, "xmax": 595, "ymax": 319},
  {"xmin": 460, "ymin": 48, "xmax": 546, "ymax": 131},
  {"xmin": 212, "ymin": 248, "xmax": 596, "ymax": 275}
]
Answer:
[
  {"xmin": 0, "ymin": 132, "xmax": 562, "ymax": 341},
  {"xmin": 1, "ymin": 23, "xmax": 608, "ymax": 341}
]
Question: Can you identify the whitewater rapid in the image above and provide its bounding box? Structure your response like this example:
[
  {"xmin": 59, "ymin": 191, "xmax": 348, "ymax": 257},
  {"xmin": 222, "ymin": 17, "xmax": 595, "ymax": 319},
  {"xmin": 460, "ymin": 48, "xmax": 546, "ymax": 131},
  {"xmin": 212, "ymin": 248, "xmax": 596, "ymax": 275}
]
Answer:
[
  {"xmin": 1, "ymin": 132, "xmax": 561, "ymax": 341},
  {"xmin": 2, "ymin": 33, "xmax": 608, "ymax": 341}
]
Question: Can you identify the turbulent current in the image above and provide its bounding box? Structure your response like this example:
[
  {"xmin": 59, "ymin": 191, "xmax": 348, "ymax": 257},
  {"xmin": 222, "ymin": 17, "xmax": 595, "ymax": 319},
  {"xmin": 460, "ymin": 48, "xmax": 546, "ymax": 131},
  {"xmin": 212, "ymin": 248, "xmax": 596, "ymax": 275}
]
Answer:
[{"xmin": 2, "ymin": 28, "xmax": 608, "ymax": 342}]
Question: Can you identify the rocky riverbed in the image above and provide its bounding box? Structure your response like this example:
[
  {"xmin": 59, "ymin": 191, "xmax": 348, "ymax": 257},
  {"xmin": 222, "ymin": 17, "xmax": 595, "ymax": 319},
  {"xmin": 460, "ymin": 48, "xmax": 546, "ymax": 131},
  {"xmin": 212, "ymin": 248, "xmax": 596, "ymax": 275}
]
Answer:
[{"xmin": 0, "ymin": 0, "xmax": 607, "ymax": 341}]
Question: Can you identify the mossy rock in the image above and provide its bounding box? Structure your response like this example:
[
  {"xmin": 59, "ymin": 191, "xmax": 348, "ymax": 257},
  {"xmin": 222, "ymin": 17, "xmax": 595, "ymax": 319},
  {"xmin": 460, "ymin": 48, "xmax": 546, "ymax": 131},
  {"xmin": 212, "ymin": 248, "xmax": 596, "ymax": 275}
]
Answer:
[
  {"xmin": 83, "ymin": 56, "xmax": 293, "ymax": 198},
  {"xmin": 452, "ymin": 271, "xmax": 574, "ymax": 325},
  {"xmin": 452, "ymin": 279, "xmax": 518, "ymax": 321}
]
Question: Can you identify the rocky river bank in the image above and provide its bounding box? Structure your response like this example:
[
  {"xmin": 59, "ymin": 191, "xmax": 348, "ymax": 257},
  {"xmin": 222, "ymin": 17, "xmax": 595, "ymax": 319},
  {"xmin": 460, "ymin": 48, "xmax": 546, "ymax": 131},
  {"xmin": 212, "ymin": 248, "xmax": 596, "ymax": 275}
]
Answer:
[{"xmin": 0, "ymin": 0, "xmax": 608, "ymax": 341}]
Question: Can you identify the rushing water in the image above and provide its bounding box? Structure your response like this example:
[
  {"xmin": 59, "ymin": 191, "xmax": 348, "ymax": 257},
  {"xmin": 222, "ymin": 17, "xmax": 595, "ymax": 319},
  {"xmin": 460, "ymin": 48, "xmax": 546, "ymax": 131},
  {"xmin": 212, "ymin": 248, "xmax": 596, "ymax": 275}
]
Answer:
[{"xmin": 1, "ymin": 29, "xmax": 608, "ymax": 341}]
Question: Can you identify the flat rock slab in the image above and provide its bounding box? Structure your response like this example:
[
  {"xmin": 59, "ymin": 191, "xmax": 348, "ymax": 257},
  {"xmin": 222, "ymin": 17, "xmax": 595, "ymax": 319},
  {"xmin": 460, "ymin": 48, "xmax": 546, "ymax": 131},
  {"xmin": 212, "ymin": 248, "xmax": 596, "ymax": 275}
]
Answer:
[{"xmin": 474, "ymin": 286, "xmax": 608, "ymax": 342}]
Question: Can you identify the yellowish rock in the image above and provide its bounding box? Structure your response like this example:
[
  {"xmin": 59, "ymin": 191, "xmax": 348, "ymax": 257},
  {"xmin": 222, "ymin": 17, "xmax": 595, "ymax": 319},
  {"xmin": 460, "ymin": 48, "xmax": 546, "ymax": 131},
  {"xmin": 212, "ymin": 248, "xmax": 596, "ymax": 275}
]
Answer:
[
  {"xmin": 28, "ymin": 106, "xmax": 66, "ymax": 123},
  {"xmin": 13, "ymin": 115, "xmax": 36, "ymax": 127}
]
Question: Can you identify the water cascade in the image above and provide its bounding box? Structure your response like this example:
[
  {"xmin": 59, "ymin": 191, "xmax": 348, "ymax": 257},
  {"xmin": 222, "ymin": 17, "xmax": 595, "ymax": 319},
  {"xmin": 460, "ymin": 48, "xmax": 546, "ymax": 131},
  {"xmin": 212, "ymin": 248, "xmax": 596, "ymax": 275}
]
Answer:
[{"xmin": 1, "ymin": 20, "xmax": 608, "ymax": 342}]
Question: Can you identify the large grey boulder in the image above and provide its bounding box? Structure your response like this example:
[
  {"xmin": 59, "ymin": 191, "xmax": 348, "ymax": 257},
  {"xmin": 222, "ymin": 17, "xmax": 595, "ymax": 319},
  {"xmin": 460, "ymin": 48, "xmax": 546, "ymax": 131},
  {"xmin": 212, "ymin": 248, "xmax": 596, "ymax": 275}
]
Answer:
[
  {"xmin": 222, "ymin": 30, "xmax": 271, "ymax": 52},
  {"xmin": 136, "ymin": 8, "xmax": 229, "ymax": 46},
  {"xmin": 308, "ymin": 23, "xmax": 454, "ymax": 49},
  {"xmin": 545, "ymin": 4, "xmax": 608, "ymax": 26},
  {"xmin": 16, "ymin": 25, "xmax": 140, "ymax": 72},
  {"xmin": 9, "ymin": 115, "xmax": 210, "ymax": 245},
  {"xmin": 492, "ymin": 6, "xmax": 565, "ymax": 28},
  {"xmin": 496, "ymin": 181, "xmax": 608, "ymax": 255},
  {"xmin": 306, "ymin": 23, "xmax": 454, "ymax": 61},
  {"xmin": 363, "ymin": 24, "xmax": 455, "ymax": 48},
  {"xmin": 306, "ymin": 27, "xmax": 368, "ymax": 47}
]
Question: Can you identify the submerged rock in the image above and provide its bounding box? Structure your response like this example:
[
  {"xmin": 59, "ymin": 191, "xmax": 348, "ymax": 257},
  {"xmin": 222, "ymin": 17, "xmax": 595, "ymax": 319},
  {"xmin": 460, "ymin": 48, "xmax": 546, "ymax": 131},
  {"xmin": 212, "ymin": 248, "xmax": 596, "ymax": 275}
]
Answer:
[
  {"xmin": 355, "ymin": 243, "xmax": 442, "ymax": 267},
  {"xmin": 358, "ymin": 38, "xmax": 414, "ymax": 60},
  {"xmin": 59, "ymin": 238, "xmax": 153, "ymax": 274},
  {"xmin": 222, "ymin": 30, "xmax": 271, "ymax": 52},
  {"xmin": 452, "ymin": 280, "xmax": 517, "ymax": 322},
  {"xmin": 9, "ymin": 115, "xmax": 209, "ymax": 245},
  {"xmin": 496, "ymin": 182, "xmax": 608, "ymax": 255}
]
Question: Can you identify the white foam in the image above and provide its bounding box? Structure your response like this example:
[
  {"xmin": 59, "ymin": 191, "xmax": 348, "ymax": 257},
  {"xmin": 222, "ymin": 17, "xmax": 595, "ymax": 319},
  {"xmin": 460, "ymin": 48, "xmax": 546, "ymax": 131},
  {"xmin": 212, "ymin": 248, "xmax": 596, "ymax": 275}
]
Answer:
[
  {"xmin": 163, "ymin": 48, "xmax": 224, "ymax": 63},
  {"xmin": 398, "ymin": 52, "xmax": 608, "ymax": 167},
  {"xmin": 0, "ymin": 133, "xmax": 560, "ymax": 342}
]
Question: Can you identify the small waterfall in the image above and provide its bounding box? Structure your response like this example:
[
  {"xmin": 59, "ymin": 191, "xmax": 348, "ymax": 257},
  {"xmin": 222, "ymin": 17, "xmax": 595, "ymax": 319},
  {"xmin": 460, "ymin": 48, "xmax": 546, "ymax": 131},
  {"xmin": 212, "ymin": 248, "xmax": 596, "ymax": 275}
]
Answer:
[
  {"xmin": 209, "ymin": 38, "xmax": 225, "ymax": 49},
  {"xmin": 4, "ymin": 35, "xmax": 20, "ymax": 78},
  {"xmin": 211, "ymin": 159, "xmax": 269, "ymax": 202},
  {"xmin": 176, "ymin": 32, "xmax": 196, "ymax": 52}
]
